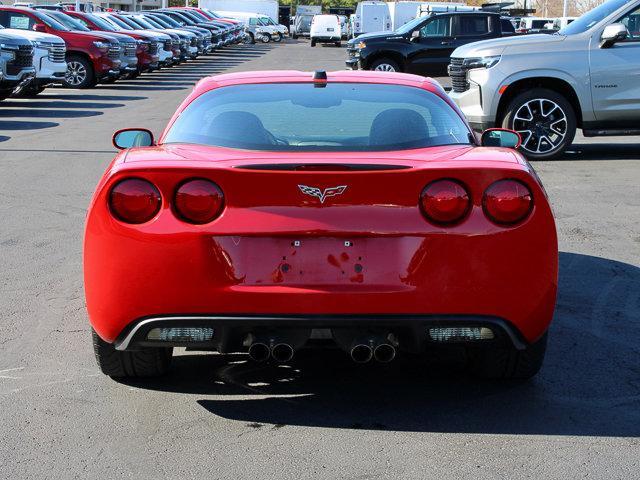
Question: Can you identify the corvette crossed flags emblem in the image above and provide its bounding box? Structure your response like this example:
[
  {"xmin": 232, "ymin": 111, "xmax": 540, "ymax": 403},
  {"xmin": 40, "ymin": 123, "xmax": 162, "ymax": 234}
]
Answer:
[{"xmin": 298, "ymin": 184, "xmax": 347, "ymax": 204}]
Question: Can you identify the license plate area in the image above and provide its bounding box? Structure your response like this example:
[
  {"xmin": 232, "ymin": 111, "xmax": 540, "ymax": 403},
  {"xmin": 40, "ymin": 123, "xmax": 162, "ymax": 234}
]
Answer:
[{"xmin": 214, "ymin": 236, "xmax": 424, "ymax": 286}]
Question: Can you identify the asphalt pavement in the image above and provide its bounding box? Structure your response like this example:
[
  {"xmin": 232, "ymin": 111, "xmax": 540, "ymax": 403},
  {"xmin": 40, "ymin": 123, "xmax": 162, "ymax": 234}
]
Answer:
[{"xmin": 0, "ymin": 39, "xmax": 639, "ymax": 479}]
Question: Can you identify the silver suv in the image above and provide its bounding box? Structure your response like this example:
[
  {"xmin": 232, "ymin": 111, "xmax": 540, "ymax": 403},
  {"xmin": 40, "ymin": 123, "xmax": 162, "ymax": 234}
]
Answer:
[{"xmin": 449, "ymin": 0, "xmax": 640, "ymax": 159}]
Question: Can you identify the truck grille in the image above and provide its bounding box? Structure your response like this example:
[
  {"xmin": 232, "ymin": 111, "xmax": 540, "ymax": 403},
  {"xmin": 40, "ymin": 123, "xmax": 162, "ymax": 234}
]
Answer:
[
  {"xmin": 48, "ymin": 44, "xmax": 66, "ymax": 63},
  {"xmin": 108, "ymin": 45, "xmax": 121, "ymax": 60},
  {"xmin": 149, "ymin": 42, "xmax": 159, "ymax": 55},
  {"xmin": 449, "ymin": 58, "xmax": 469, "ymax": 93},
  {"xmin": 124, "ymin": 44, "xmax": 137, "ymax": 57},
  {"xmin": 6, "ymin": 45, "xmax": 34, "ymax": 75},
  {"xmin": 190, "ymin": 37, "xmax": 197, "ymax": 47},
  {"xmin": 163, "ymin": 39, "xmax": 172, "ymax": 51}
]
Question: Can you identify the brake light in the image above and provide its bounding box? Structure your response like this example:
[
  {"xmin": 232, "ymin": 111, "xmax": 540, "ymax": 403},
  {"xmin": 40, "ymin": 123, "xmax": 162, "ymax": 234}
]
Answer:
[
  {"xmin": 174, "ymin": 179, "xmax": 224, "ymax": 224},
  {"xmin": 420, "ymin": 179, "xmax": 470, "ymax": 225},
  {"xmin": 109, "ymin": 178, "xmax": 161, "ymax": 224},
  {"xmin": 482, "ymin": 179, "xmax": 533, "ymax": 225}
]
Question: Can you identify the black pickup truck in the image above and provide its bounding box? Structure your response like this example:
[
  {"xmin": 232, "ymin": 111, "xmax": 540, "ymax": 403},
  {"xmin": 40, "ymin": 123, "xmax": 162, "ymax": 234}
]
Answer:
[{"xmin": 346, "ymin": 12, "xmax": 515, "ymax": 76}]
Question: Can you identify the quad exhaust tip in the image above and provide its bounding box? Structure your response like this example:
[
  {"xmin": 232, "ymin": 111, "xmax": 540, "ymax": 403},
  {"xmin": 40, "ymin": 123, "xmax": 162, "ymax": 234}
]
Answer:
[
  {"xmin": 373, "ymin": 343, "xmax": 396, "ymax": 363},
  {"xmin": 350, "ymin": 344, "xmax": 374, "ymax": 364},
  {"xmin": 248, "ymin": 342, "xmax": 271, "ymax": 362},
  {"xmin": 271, "ymin": 343, "xmax": 295, "ymax": 363}
]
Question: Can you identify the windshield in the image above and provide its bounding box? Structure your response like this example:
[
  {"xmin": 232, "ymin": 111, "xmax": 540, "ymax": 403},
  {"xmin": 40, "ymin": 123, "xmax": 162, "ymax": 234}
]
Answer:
[
  {"xmin": 262, "ymin": 16, "xmax": 276, "ymax": 25},
  {"xmin": 96, "ymin": 15, "xmax": 125, "ymax": 31},
  {"xmin": 145, "ymin": 15, "xmax": 170, "ymax": 28},
  {"xmin": 396, "ymin": 16, "xmax": 426, "ymax": 35},
  {"xmin": 106, "ymin": 15, "xmax": 134, "ymax": 29},
  {"xmin": 164, "ymin": 83, "xmax": 471, "ymax": 152},
  {"xmin": 46, "ymin": 10, "xmax": 90, "ymax": 31},
  {"xmin": 152, "ymin": 14, "xmax": 180, "ymax": 28},
  {"xmin": 560, "ymin": 0, "xmax": 630, "ymax": 34},
  {"xmin": 34, "ymin": 11, "xmax": 70, "ymax": 31},
  {"xmin": 85, "ymin": 13, "xmax": 117, "ymax": 31},
  {"xmin": 168, "ymin": 12, "xmax": 194, "ymax": 25},
  {"xmin": 138, "ymin": 16, "xmax": 163, "ymax": 28}
]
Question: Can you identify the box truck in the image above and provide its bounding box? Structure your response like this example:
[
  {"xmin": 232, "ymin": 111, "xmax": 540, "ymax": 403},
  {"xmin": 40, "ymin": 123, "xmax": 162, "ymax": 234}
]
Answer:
[{"xmin": 352, "ymin": 1, "xmax": 391, "ymax": 37}]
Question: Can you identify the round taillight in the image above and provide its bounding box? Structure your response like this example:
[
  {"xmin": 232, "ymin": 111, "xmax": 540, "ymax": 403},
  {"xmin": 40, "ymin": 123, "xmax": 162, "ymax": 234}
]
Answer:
[
  {"xmin": 483, "ymin": 179, "xmax": 533, "ymax": 225},
  {"xmin": 420, "ymin": 179, "xmax": 471, "ymax": 225},
  {"xmin": 109, "ymin": 178, "xmax": 161, "ymax": 224},
  {"xmin": 174, "ymin": 179, "xmax": 224, "ymax": 224}
]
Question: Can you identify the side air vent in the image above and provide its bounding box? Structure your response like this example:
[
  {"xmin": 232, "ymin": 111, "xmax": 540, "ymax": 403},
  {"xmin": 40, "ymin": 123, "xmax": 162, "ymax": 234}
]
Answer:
[{"xmin": 235, "ymin": 164, "xmax": 411, "ymax": 171}]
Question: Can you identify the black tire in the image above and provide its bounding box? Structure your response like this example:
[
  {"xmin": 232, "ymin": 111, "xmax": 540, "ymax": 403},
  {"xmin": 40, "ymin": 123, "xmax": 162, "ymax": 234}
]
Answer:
[
  {"xmin": 274, "ymin": 32, "xmax": 283, "ymax": 42},
  {"xmin": 92, "ymin": 329, "xmax": 172, "ymax": 378},
  {"xmin": 63, "ymin": 54, "xmax": 96, "ymax": 89},
  {"xmin": 369, "ymin": 57, "xmax": 400, "ymax": 72},
  {"xmin": 335, "ymin": 41, "xmax": 341, "ymax": 47},
  {"xmin": 261, "ymin": 33, "xmax": 271, "ymax": 43},
  {"xmin": 467, "ymin": 332, "xmax": 548, "ymax": 380},
  {"xmin": 247, "ymin": 32, "xmax": 255, "ymax": 44},
  {"xmin": 0, "ymin": 89, "xmax": 11, "ymax": 102},
  {"xmin": 310, "ymin": 40, "xmax": 316, "ymax": 47},
  {"xmin": 292, "ymin": 33, "xmax": 298, "ymax": 39},
  {"xmin": 501, "ymin": 88, "xmax": 576, "ymax": 160}
]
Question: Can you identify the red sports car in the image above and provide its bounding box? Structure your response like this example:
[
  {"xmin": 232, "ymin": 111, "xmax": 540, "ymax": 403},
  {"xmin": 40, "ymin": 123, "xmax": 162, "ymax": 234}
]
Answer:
[{"xmin": 85, "ymin": 70, "xmax": 557, "ymax": 379}]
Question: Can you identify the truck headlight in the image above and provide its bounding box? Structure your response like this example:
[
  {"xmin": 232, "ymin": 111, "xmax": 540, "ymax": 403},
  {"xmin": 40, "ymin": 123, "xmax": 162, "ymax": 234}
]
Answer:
[
  {"xmin": 356, "ymin": 41, "xmax": 366, "ymax": 49},
  {"xmin": 0, "ymin": 49, "xmax": 16, "ymax": 61},
  {"xmin": 462, "ymin": 56, "xmax": 501, "ymax": 69},
  {"xmin": 93, "ymin": 41, "xmax": 110, "ymax": 52}
]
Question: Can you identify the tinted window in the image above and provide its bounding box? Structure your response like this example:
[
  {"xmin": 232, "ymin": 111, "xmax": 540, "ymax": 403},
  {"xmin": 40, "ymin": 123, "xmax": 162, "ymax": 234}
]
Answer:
[
  {"xmin": 420, "ymin": 16, "xmax": 451, "ymax": 37},
  {"xmin": 164, "ymin": 83, "xmax": 470, "ymax": 152},
  {"xmin": 531, "ymin": 20, "xmax": 548, "ymax": 29},
  {"xmin": 455, "ymin": 15, "xmax": 490, "ymax": 36},
  {"xmin": 501, "ymin": 18, "xmax": 515, "ymax": 33},
  {"xmin": 560, "ymin": 0, "xmax": 629, "ymax": 34},
  {"xmin": 620, "ymin": 5, "xmax": 640, "ymax": 41}
]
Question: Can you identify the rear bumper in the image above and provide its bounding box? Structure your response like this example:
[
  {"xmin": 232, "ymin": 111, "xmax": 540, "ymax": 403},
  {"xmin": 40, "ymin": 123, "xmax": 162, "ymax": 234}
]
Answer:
[{"xmin": 114, "ymin": 314, "xmax": 528, "ymax": 352}]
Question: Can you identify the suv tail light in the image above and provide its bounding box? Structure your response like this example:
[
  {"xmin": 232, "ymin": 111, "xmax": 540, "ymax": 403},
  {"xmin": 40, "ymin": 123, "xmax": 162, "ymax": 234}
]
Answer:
[
  {"xmin": 482, "ymin": 179, "xmax": 533, "ymax": 225},
  {"xmin": 174, "ymin": 179, "xmax": 224, "ymax": 224},
  {"xmin": 420, "ymin": 179, "xmax": 470, "ymax": 225},
  {"xmin": 109, "ymin": 178, "xmax": 161, "ymax": 224}
]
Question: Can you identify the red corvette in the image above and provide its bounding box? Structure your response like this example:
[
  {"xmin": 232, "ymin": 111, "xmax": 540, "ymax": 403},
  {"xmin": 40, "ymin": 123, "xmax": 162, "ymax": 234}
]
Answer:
[{"xmin": 85, "ymin": 70, "xmax": 557, "ymax": 379}]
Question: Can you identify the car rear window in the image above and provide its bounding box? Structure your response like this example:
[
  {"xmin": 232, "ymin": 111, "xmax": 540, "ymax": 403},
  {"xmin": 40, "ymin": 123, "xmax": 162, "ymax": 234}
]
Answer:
[{"xmin": 163, "ymin": 83, "xmax": 471, "ymax": 151}]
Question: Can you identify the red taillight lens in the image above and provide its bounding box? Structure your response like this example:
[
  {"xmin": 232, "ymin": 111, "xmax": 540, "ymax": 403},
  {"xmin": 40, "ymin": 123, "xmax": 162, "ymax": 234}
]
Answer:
[
  {"xmin": 109, "ymin": 178, "xmax": 161, "ymax": 224},
  {"xmin": 174, "ymin": 179, "xmax": 224, "ymax": 224},
  {"xmin": 420, "ymin": 179, "xmax": 471, "ymax": 225},
  {"xmin": 483, "ymin": 179, "xmax": 533, "ymax": 225}
]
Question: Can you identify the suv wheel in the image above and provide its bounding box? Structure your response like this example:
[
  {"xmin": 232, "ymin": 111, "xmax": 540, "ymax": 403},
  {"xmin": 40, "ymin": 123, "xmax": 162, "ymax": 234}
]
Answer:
[
  {"xmin": 64, "ymin": 55, "xmax": 96, "ymax": 89},
  {"xmin": 246, "ymin": 32, "xmax": 255, "ymax": 44},
  {"xmin": 92, "ymin": 328, "xmax": 172, "ymax": 378},
  {"xmin": 370, "ymin": 58, "xmax": 400, "ymax": 72},
  {"xmin": 273, "ymin": 32, "xmax": 283, "ymax": 42},
  {"xmin": 502, "ymin": 88, "xmax": 576, "ymax": 160},
  {"xmin": 261, "ymin": 33, "xmax": 271, "ymax": 43},
  {"xmin": 467, "ymin": 332, "xmax": 548, "ymax": 380}
]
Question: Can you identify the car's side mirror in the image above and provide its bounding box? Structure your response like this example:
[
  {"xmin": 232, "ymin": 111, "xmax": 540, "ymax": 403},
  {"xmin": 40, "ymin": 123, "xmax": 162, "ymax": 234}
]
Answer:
[
  {"xmin": 33, "ymin": 24, "xmax": 47, "ymax": 33},
  {"xmin": 480, "ymin": 128, "xmax": 521, "ymax": 148},
  {"xmin": 410, "ymin": 30, "xmax": 420, "ymax": 41},
  {"xmin": 600, "ymin": 23, "xmax": 628, "ymax": 48},
  {"xmin": 112, "ymin": 128, "xmax": 155, "ymax": 150}
]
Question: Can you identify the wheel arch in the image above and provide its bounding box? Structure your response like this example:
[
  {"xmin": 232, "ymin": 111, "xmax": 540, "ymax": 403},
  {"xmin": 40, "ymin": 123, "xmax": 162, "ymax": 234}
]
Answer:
[
  {"xmin": 364, "ymin": 50, "xmax": 405, "ymax": 71},
  {"xmin": 496, "ymin": 76, "xmax": 584, "ymax": 128}
]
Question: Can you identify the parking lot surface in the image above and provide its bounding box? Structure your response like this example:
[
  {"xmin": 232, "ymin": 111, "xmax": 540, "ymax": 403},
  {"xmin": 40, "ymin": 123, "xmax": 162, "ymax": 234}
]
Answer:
[{"xmin": 1, "ymin": 39, "xmax": 639, "ymax": 479}]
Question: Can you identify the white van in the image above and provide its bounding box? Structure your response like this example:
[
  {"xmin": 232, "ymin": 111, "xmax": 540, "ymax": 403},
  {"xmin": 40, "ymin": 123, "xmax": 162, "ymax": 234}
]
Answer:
[
  {"xmin": 352, "ymin": 1, "xmax": 391, "ymax": 37},
  {"xmin": 310, "ymin": 14, "xmax": 342, "ymax": 47}
]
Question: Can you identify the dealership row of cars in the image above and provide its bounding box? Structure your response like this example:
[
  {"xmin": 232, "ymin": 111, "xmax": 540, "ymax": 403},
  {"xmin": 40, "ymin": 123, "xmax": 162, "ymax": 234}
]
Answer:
[{"xmin": 0, "ymin": 5, "xmax": 275, "ymax": 100}]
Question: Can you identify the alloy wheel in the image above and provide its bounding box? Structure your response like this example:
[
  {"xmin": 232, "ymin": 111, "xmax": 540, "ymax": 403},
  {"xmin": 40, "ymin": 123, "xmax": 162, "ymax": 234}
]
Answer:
[
  {"xmin": 66, "ymin": 61, "xmax": 87, "ymax": 87},
  {"xmin": 373, "ymin": 63, "xmax": 396, "ymax": 72},
  {"xmin": 512, "ymin": 98, "xmax": 568, "ymax": 155}
]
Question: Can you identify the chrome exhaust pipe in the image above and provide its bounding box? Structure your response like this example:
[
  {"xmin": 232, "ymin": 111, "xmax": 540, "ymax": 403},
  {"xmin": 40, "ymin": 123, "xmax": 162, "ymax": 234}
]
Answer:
[
  {"xmin": 374, "ymin": 343, "xmax": 396, "ymax": 363},
  {"xmin": 350, "ymin": 344, "xmax": 373, "ymax": 363},
  {"xmin": 271, "ymin": 343, "xmax": 294, "ymax": 363},
  {"xmin": 248, "ymin": 342, "xmax": 271, "ymax": 362}
]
